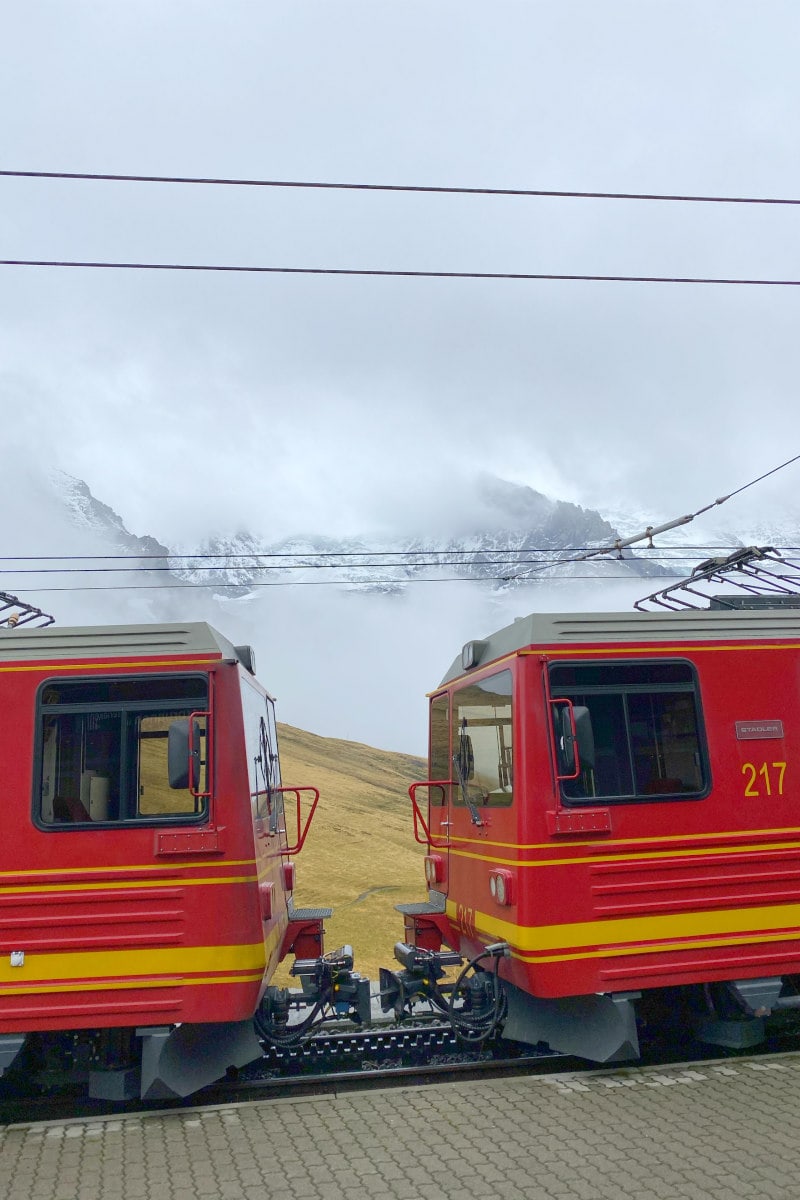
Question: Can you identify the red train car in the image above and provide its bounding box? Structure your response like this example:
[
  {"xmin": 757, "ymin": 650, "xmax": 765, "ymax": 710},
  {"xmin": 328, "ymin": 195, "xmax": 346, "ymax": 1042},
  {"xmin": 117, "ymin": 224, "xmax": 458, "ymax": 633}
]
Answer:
[
  {"xmin": 0, "ymin": 621, "xmax": 332, "ymax": 1099},
  {"xmin": 399, "ymin": 600, "xmax": 800, "ymax": 1060}
]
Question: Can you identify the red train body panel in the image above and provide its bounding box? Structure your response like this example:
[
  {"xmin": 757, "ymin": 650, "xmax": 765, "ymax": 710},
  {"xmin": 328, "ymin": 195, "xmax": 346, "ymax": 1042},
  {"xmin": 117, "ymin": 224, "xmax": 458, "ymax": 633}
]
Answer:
[
  {"xmin": 402, "ymin": 607, "xmax": 800, "ymax": 1059},
  {"xmin": 0, "ymin": 622, "xmax": 326, "ymax": 1097}
]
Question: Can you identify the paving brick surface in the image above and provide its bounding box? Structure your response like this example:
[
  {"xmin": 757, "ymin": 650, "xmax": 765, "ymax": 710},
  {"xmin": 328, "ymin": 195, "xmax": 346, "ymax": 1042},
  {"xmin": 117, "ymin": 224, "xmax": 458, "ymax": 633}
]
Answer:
[{"xmin": 3, "ymin": 1054, "xmax": 800, "ymax": 1198}]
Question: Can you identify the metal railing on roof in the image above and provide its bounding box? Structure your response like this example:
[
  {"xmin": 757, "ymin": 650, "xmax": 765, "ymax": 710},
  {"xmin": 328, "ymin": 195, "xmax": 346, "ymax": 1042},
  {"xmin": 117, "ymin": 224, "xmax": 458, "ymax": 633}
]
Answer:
[
  {"xmin": 0, "ymin": 591, "xmax": 55, "ymax": 628},
  {"xmin": 634, "ymin": 546, "xmax": 800, "ymax": 612}
]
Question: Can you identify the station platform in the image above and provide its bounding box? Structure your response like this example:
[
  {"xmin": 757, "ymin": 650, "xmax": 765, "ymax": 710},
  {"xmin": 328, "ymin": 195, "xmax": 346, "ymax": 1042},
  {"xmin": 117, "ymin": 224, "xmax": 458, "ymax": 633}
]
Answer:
[{"xmin": 2, "ymin": 1051, "xmax": 800, "ymax": 1199}]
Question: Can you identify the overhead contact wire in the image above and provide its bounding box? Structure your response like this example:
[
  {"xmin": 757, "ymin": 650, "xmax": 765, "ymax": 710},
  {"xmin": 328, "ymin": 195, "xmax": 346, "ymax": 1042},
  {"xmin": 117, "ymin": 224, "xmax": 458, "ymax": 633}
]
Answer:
[
  {"xmin": 2, "ymin": 169, "xmax": 800, "ymax": 207},
  {"xmin": 4, "ymin": 260, "xmax": 800, "ymax": 287}
]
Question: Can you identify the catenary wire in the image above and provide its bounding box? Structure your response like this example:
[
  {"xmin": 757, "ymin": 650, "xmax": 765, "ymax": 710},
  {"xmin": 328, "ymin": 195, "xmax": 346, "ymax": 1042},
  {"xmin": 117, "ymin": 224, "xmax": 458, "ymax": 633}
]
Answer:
[
  {"xmin": 2, "ymin": 169, "xmax": 800, "ymax": 207},
  {"xmin": 5, "ymin": 462, "xmax": 796, "ymax": 593},
  {"xmin": 7, "ymin": 555, "xmax": 800, "ymax": 594},
  {"xmin": 3, "ymin": 259, "xmax": 800, "ymax": 287},
  {"xmin": 0, "ymin": 544, "xmax": 785, "ymax": 563},
  {"xmin": 6, "ymin": 572, "xmax": 701, "ymax": 594},
  {"xmin": 503, "ymin": 454, "xmax": 800, "ymax": 580},
  {"xmin": 0, "ymin": 551, "xmax": 787, "ymax": 576}
]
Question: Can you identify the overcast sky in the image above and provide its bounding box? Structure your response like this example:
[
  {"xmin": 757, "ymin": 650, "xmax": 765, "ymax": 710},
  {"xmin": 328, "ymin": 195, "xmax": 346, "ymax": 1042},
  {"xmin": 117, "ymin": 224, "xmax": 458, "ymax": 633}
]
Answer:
[
  {"xmin": 3, "ymin": 3, "xmax": 800, "ymax": 751},
  {"xmin": 2, "ymin": 0, "xmax": 800, "ymax": 548}
]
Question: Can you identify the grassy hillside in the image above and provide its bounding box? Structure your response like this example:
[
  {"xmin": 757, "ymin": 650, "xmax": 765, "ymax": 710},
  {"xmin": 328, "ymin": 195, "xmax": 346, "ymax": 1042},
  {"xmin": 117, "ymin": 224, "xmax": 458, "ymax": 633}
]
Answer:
[{"xmin": 275, "ymin": 723, "xmax": 429, "ymax": 982}]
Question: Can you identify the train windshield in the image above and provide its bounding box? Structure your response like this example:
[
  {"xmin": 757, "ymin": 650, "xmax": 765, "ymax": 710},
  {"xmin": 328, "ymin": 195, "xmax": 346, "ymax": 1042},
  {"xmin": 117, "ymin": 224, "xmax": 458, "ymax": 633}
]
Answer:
[
  {"xmin": 450, "ymin": 670, "xmax": 513, "ymax": 808},
  {"xmin": 549, "ymin": 660, "xmax": 707, "ymax": 803},
  {"xmin": 36, "ymin": 675, "xmax": 209, "ymax": 826}
]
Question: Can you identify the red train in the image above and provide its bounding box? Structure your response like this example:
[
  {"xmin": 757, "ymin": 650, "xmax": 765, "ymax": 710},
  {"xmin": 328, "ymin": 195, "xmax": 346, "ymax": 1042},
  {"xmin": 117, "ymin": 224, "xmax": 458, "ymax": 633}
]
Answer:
[
  {"xmin": 0, "ymin": 616, "xmax": 366, "ymax": 1100},
  {"xmin": 7, "ymin": 548, "xmax": 800, "ymax": 1092},
  {"xmin": 395, "ymin": 590, "xmax": 800, "ymax": 1060}
]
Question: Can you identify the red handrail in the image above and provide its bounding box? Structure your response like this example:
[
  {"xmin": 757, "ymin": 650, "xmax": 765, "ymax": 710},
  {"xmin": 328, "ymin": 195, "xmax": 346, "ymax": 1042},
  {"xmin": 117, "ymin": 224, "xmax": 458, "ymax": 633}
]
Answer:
[
  {"xmin": 269, "ymin": 785, "xmax": 320, "ymax": 855},
  {"xmin": 409, "ymin": 781, "xmax": 451, "ymax": 848},
  {"xmin": 188, "ymin": 709, "xmax": 212, "ymax": 798}
]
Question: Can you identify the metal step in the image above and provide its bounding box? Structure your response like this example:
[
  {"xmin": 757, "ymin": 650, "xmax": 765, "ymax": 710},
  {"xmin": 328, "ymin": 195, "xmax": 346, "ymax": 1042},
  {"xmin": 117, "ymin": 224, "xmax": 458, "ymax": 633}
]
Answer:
[{"xmin": 395, "ymin": 897, "xmax": 446, "ymax": 916}]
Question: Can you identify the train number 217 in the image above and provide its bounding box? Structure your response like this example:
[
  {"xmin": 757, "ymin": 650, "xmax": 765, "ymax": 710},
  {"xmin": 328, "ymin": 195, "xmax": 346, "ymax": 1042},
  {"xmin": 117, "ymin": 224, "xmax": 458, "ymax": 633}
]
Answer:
[
  {"xmin": 741, "ymin": 761, "xmax": 787, "ymax": 797},
  {"xmin": 456, "ymin": 904, "xmax": 476, "ymax": 938}
]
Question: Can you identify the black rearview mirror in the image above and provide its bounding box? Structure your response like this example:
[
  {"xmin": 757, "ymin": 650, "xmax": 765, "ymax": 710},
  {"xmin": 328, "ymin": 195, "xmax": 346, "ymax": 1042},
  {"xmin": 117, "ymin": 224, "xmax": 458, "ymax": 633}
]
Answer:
[{"xmin": 168, "ymin": 718, "xmax": 202, "ymax": 790}]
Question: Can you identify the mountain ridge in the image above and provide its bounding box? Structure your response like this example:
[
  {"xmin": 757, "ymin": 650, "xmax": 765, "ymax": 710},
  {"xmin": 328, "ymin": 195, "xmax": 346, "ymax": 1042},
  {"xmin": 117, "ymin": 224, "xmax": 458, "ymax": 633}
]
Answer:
[{"xmin": 52, "ymin": 469, "xmax": 671, "ymax": 594}]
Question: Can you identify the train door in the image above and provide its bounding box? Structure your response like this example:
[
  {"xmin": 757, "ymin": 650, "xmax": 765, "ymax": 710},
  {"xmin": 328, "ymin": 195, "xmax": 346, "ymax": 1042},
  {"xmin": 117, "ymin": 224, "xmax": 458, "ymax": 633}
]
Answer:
[
  {"xmin": 446, "ymin": 670, "xmax": 514, "ymax": 922},
  {"xmin": 240, "ymin": 676, "xmax": 284, "ymax": 953},
  {"xmin": 423, "ymin": 692, "xmax": 453, "ymax": 892}
]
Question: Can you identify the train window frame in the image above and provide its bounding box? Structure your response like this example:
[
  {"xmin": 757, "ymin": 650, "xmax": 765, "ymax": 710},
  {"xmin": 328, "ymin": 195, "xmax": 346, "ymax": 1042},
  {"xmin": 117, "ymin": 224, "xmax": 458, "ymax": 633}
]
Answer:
[
  {"xmin": 548, "ymin": 658, "xmax": 710, "ymax": 806},
  {"xmin": 33, "ymin": 673, "xmax": 211, "ymax": 831},
  {"xmin": 428, "ymin": 692, "xmax": 450, "ymax": 807},
  {"xmin": 240, "ymin": 673, "xmax": 284, "ymax": 830},
  {"xmin": 450, "ymin": 668, "xmax": 514, "ymax": 810}
]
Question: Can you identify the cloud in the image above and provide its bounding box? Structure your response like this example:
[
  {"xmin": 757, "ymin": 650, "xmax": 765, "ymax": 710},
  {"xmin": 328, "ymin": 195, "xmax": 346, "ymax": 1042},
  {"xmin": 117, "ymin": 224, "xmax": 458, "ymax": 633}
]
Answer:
[{"xmin": 2, "ymin": 0, "xmax": 800, "ymax": 632}]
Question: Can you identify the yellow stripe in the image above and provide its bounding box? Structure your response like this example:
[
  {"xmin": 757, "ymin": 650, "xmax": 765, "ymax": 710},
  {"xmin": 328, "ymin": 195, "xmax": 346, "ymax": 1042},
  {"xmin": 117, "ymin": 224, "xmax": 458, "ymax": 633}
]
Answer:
[
  {"xmin": 520, "ymin": 642, "xmax": 800, "ymax": 657},
  {"xmin": 435, "ymin": 638, "xmax": 800, "ymax": 694},
  {"xmin": 448, "ymin": 836, "xmax": 800, "ymax": 870},
  {"xmin": 0, "ymin": 972, "xmax": 266, "ymax": 997},
  {"xmin": 518, "ymin": 929, "xmax": 799, "ymax": 964},
  {"xmin": 0, "ymin": 941, "xmax": 269, "ymax": 985},
  {"xmin": 442, "ymin": 824, "xmax": 800, "ymax": 852},
  {"xmin": 0, "ymin": 874, "xmax": 258, "ymax": 896},
  {"xmin": 0, "ymin": 657, "xmax": 219, "ymax": 674},
  {"xmin": 0, "ymin": 859, "xmax": 257, "ymax": 879},
  {"xmin": 446, "ymin": 899, "xmax": 800, "ymax": 954}
]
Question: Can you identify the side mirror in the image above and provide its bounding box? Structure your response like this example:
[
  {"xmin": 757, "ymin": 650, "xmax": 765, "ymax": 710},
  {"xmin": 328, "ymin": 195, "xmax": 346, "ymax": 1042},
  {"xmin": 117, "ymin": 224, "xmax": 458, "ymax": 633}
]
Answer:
[
  {"xmin": 556, "ymin": 707, "xmax": 577, "ymax": 776},
  {"xmin": 554, "ymin": 703, "xmax": 595, "ymax": 776},
  {"xmin": 168, "ymin": 718, "xmax": 202, "ymax": 790},
  {"xmin": 573, "ymin": 705, "xmax": 595, "ymax": 770}
]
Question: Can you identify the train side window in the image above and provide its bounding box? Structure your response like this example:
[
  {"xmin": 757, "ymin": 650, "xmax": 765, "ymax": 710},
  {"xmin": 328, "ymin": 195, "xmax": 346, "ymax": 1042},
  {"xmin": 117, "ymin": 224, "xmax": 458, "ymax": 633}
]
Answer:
[
  {"xmin": 240, "ymin": 677, "xmax": 284, "ymax": 831},
  {"xmin": 451, "ymin": 670, "xmax": 513, "ymax": 808},
  {"xmin": 36, "ymin": 675, "xmax": 208, "ymax": 828},
  {"xmin": 428, "ymin": 694, "xmax": 450, "ymax": 806},
  {"xmin": 549, "ymin": 661, "xmax": 707, "ymax": 804}
]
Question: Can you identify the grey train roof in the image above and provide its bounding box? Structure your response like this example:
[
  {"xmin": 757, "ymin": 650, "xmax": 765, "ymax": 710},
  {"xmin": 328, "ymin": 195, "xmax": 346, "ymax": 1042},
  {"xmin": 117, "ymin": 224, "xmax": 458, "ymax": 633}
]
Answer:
[
  {"xmin": 440, "ymin": 607, "xmax": 800, "ymax": 684},
  {"xmin": 0, "ymin": 622, "xmax": 243, "ymax": 664}
]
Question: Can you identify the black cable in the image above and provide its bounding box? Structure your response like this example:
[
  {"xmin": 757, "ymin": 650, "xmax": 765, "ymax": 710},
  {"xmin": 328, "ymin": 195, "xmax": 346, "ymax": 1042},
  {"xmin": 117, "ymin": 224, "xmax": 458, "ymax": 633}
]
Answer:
[
  {"xmin": 4, "ymin": 259, "xmax": 800, "ymax": 286},
  {"xmin": 3, "ymin": 169, "xmax": 800, "ymax": 207},
  {"xmin": 0, "ymin": 552, "xmax": 759, "ymax": 575},
  {"xmin": 698, "ymin": 454, "xmax": 800, "ymax": 509},
  {"xmin": 504, "ymin": 455, "xmax": 800, "ymax": 582},
  {"xmin": 0, "ymin": 544, "xmax": 769, "ymax": 563},
  {"xmin": 2, "ymin": 572, "xmax": 702, "ymax": 595}
]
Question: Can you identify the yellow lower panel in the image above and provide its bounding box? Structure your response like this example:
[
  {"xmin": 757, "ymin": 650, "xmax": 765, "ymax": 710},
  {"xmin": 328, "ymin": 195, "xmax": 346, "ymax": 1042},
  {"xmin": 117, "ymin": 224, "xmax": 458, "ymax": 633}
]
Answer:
[
  {"xmin": 0, "ymin": 971, "xmax": 266, "ymax": 997},
  {"xmin": 516, "ymin": 930, "xmax": 800, "ymax": 964},
  {"xmin": 447, "ymin": 900, "xmax": 800, "ymax": 955},
  {"xmin": 0, "ymin": 941, "xmax": 269, "ymax": 987}
]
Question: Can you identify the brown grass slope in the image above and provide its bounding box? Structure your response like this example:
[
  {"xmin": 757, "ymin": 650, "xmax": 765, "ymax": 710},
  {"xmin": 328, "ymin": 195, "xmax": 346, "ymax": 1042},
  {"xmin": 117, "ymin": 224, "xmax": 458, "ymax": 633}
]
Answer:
[{"xmin": 275, "ymin": 723, "xmax": 428, "ymax": 982}]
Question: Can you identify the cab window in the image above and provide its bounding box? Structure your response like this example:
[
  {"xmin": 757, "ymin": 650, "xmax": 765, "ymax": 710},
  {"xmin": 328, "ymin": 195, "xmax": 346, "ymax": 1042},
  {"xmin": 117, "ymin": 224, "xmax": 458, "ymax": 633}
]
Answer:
[
  {"xmin": 550, "ymin": 660, "xmax": 707, "ymax": 803},
  {"xmin": 36, "ymin": 675, "xmax": 209, "ymax": 827}
]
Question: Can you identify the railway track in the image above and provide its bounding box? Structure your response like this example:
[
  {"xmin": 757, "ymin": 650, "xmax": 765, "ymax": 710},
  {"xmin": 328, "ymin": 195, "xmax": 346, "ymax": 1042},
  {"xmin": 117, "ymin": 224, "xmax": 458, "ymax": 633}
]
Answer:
[
  {"xmin": 3, "ymin": 1015, "xmax": 800, "ymax": 1125},
  {"xmin": 199, "ymin": 1020, "xmax": 567, "ymax": 1104},
  {"xmin": 0, "ymin": 1021, "xmax": 564, "ymax": 1124}
]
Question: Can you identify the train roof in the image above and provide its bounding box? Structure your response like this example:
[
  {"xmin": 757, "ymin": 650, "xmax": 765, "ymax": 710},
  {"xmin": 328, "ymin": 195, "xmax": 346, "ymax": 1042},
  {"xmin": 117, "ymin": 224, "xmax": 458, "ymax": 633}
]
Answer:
[
  {"xmin": 441, "ymin": 606, "xmax": 800, "ymax": 684},
  {"xmin": 0, "ymin": 621, "xmax": 245, "ymax": 665}
]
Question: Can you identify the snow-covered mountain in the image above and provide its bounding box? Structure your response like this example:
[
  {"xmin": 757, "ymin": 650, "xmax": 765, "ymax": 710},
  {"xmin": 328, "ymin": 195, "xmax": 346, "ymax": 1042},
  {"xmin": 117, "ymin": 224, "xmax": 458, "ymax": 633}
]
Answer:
[
  {"xmin": 53, "ymin": 470, "xmax": 672, "ymax": 597},
  {"xmin": 13, "ymin": 468, "xmax": 799, "ymax": 754}
]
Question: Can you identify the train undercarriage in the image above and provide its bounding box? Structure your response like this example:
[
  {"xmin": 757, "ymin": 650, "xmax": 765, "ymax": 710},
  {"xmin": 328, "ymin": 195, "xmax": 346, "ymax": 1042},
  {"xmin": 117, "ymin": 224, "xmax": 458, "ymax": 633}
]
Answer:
[{"xmin": 4, "ymin": 939, "xmax": 800, "ymax": 1102}]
